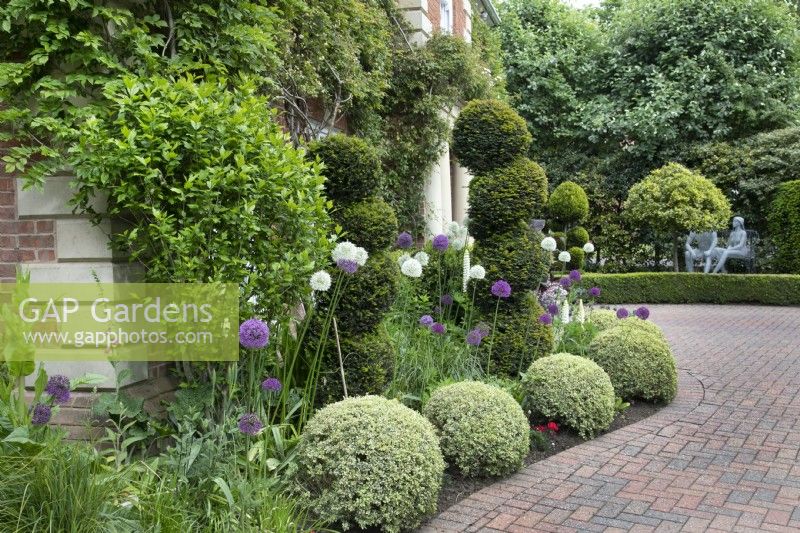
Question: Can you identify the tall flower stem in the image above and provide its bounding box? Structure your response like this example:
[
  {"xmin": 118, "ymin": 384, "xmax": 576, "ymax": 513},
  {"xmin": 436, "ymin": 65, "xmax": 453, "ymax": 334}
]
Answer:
[{"xmin": 486, "ymin": 297, "xmax": 501, "ymax": 374}]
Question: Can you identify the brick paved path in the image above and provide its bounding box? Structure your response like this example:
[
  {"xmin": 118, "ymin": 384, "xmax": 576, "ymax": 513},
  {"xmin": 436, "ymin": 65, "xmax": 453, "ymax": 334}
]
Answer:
[{"xmin": 423, "ymin": 305, "xmax": 800, "ymax": 532}]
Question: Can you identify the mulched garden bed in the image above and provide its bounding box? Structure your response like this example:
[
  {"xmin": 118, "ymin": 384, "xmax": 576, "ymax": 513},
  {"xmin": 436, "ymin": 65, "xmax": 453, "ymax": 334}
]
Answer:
[{"xmin": 435, "ymin": 400, "xmax": 664, "ymax": 513}]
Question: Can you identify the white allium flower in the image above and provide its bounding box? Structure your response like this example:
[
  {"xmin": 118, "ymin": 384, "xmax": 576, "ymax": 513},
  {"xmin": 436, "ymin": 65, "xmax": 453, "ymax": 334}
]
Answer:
[
  {"xmin": 576, "ymin": 299, "xmax": 585, "ymax": 324},
  {"xmin": 310, "ymin": 270, "xmax": 332, "ymax": 292},
  {"xmin": 452, "ymin": 238, "xmax": 466, "ymax": 251},
  {"xmin": 354, "ymin": 247, "xmax": 368, "ymax": 267},
  {"xmin": 400, "ymin": 258, "xmax": 423, "ymax": 278},
  {"xmin": 583, "ymin": 242, "xmax": 595, "ymax": 254},
  {"xmin": 415, "ymin": 251, "xmax": 429, "ymax": 268},
  {"xmin": 397, "ymin": 253, "xmax": 411, "ymax": 267},
  {"xmin": 332, "ymin": 241, "xmax": 357, "ymax": 263},
  {"xmin": 446, "ymin": 221, "xmax": 461, "ymax": 238},
  {"xmin": 558, "ymin": 251, "xmax": 571, "ymax": 263},
  {"xmin": 468, "ymin": 265, "xmax": 486, "ymax": 280},
  {"xmin": 462, "ymin": 248, "xmax": 471, "ymax": 292},
  {"xmin": 541, "ymin": 237, "xmax": 558, "ymax": 252}
]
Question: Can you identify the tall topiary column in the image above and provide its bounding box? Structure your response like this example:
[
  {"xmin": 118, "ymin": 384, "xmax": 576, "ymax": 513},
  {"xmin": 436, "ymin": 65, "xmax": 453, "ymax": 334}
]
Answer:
[
  {"xmin": 452, "ymin": 100, "xmax": 553, "ymax": 376},
  {"xmin": 307, "ymin": 134, "xmax": 400, "ymax": 401},
  {"xmin": 548, "ymin": 180, "xmax": 592, "ymax": 270}
]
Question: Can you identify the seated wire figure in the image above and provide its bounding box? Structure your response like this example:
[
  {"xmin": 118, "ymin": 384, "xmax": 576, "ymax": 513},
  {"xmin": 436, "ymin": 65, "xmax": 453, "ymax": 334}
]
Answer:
[{"xmin": 684, "ymin": 231, "xmax": 718, "ymax": 273}]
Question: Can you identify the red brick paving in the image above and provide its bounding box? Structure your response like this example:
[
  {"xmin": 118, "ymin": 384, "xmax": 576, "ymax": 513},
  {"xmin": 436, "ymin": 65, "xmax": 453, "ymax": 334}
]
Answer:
[{"xmin": 423, "ymin": 305, "xmax": 800, "ymax": 532}]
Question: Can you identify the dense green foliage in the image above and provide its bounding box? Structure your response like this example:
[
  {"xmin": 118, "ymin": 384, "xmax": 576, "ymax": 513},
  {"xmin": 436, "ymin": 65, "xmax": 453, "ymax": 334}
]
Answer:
[
  {"xmin": 307, "ymin": 135, "xmax": 383, "ymax": 203},
  {"xmin": 522, "ymin": 353, "xmax": 615, "ymax": 439},
  {"xmin": 583, "ymin": 273, "xmax": 800, "ymax": 305},
  {"xmin": 452, "ymin": 99, "xmax": 532, "ymax": 174},
  {"xmin": 423, "ymin": 381, "xmax": 530, "ymax": 477},
  {"xmin": 335, "ymin": 197, "xmax": 398, "ymax": 253},
  {"xmin": 70, "ymin": 76, "xmax": 330, "ymax": 314},
  {"xmin": 587, "ymin": 309, "xmax": 619, "ymax": 332},
  {"xmin": 467, "ymin": 157, "xmax": 548, "ymax": 240},
  {"xmin": 295, "ymin": 396, "xmax": 445, "ymax": 533},
  {"xmin": 484, "ymin": 297, "xmax": 553, "ymax": 377},
  {"xmin": 548, "ymin": 181, "xmax": 589, "ymax": 226},
  {"xmin": 567, "ymin": 247, "xmax": 585, "ymax": 270},
  {"xmin": 317, "ymin": 328, "xmax": 395, "ymax": 403},
  {"xmin": 567, "ymin": 226, "xmax": 590, "ymax": 248},
  {"xmin": 769, "ymin": 181, "xmax": 800, "ymax": 273},
  {"xmin": 587, "ymin": 322, "xmax": 678, "ymax": 403}
]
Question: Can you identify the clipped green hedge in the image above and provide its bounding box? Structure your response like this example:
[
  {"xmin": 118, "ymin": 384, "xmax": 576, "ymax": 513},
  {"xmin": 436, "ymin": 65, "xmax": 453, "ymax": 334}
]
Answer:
[
  {"xmin": 566, "ymin": 226, "xmax": 590, "ymax": 248},
  {"xmin": 308, "ymin": 134, "xmax": 382, "ymax": 202},
  {"xmin": 582, "ymin": 273, "xmax": 800, "ymax": 305},
  {"xmin": 548, "ymin": 181, "xmax": 589, "ymax": 226},
  {"xmin": 295, "ymin": 396, "xmax": 444, "ymax": 533},
  {"xmin": 567, "ymin": 246, "xmax": 585, "ymax": 270},
  {"xmin": 484, "ymin": 296, "xmax": 553, "ymax": 377},
  {"xmin": 467, "ymin": 157, "xmax": 548, "ymax": 240},
  {"xmin": 335, "ymin": 197, "xmax": 398, "ymax": 253},
  {"xmin": 769, "ymin": 180, "xmax": 800, "ymax": 273},
  {"xmin": 423, "ymin": 381, "xmax": 530, "ymax": 478}
]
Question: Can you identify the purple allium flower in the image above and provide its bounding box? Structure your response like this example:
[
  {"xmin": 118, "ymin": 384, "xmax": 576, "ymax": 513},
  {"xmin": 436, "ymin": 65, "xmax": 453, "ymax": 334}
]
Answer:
[
  {"xmin": 634, "ymin": 306, "xmax": 650, "ymax": 320},
  {"xmin": 238, "ymin": 413, "xmax": 264, "ymax": 436},
  {"xmin": 261, "ymin": 377, "xmax": 282, "ymax": 393},
  {"xmin": 419, "ymin": 315, "xmax": 434, "ymax": 327},
  {"xmin": 45, "ymin": 374, "xmax": 71, "ymax": 405},
  {"xmin": 547, "ymin": 303, "xmax": 559, "ymax": 316},
  {"xmin": 440, "ymin": 294, "xmax": 454, "ymax": 306},
  {"xmin": 589, "ymin": 286, "xmax": 601, "ymax": 298},
  {"xmin": 31, "ymin": 403, "xmax": 51, "ymax": 425},
  {"xmin": 559, "ymin": 276, "xmax": 572, "ymax": 289},
  {"xmin": 239, "ymin": 318, "xmax": 270, "ymax": 350},
  {"xmin": 396, "ymin": 231, "xmax": 413, "ymax": 249},
  {"xmin": 431, "ymin": 322, "xmax": 446, "ymax": 335},
  {"xmin": 491, "ymin": 279, "xmax": 512, "ymax": 299},
  {"xmin": 432, "ymin": 234, "xmax": 449, "ymax": 252},
  {"xmin": 539, "ymin": 313, "xmax": 553, "ymax": 325},
  {"xmin": 466, "ymin": 328, "xmax": 483, "ymax": 346},
  {"xmin": 616, "ymin": 308, "xmax": 629, "ymax": 319},
  {"xmin": 569, "ymin": 269, "xmax": 582, "ymax": 282},
  {"xmin": 336, "ymin": 258, "xmax": 359, "ymax": 275}
]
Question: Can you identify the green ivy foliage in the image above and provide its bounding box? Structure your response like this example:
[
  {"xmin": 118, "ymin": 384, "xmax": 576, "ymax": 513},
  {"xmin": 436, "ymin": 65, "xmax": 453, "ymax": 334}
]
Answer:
[
  {"xmin": 295, "ymin": 396, "xmax": 444, "ymax": 533},
  {"xmin": 451, "ymin": 99, "xmax": 532, "ymax": 174},
  {"xmin": 334, "ymin": 197, "xmax": 398, "ymax": 253},
  {"xmin": 307, "ymin": 134, "xmax": 383, "ymax": 203},
  {"xmin": 769, "ymin": 181, "xmax": 800, "ymax": 273},
  {"xmin": 423, "ymin": 381, "xmax": 529, "ymax": 477},
  {"xmin": 548, "ymin": 181, "xmax": 589, "ymax": 226},
  {"xmin": 467, "ymin": 157, "xmax": 548, "ymax": 241},
  {"xmin": 69, "ymin": 76, "xmax": 330, "ymax": 315}
]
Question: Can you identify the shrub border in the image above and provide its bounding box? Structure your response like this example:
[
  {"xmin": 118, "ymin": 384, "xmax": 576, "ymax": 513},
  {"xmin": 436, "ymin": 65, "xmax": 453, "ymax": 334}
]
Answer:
[{"xmin": 583, "ymin": 272, "xmax": 800, "ymax": 306}]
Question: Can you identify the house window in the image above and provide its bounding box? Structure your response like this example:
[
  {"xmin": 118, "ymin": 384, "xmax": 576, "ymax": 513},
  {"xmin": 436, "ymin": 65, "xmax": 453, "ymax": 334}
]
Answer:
[{"xmin": 440, "ymin": 0, "xmax": 453, "ymax": 34}]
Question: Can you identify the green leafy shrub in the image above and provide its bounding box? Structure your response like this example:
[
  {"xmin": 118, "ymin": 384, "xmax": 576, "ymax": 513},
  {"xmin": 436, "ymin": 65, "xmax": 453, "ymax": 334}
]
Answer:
[
  {"xmin": 70, "ymin": 76, "xmax": 330, "ymax": 316},
  {"xmin": 587, "ymin": 322, "xmax": 678, "ymax": 403},
  {"xmin": 473, "ymin": 229, "xmax": 551, "ymax": 309},
  {"xmin": 617, "ymin": 317, "xmax": 667, "ymax": 342},
  {"xmin": 423, "ymin": 381, "xmax": 529, "ymax": 477},
  {"xmin": 567, "ymin": 246, "xmax": 585, "ymax": 270},
  {"xmin": 567, "ymin": 226, "xmax": 590, "ymax": 248},
  {"xmin": 318, "ymin": 327, "xmax": 396, "ymax": 403},
  {"xmin": 307, "ymin": 134, "xmax": 383, "ymax": 203},
  {"xmin": 522, "ymin": 353, "xmax": 615, "ymax": 439},
  {"xmin": 295, "ymin": 396, "xmax": 445, "ymax": 533},
  {"xmin": 587, "ymin": 309, "xmax": 618, "ymax": 331},
  {"xmin": 769, "ymin": 180, "xmax": 800, "ymax": 273},
  {"xmin": 485, "ymin": 297, "xmax": 553, "ymax": 377},
  {"xmin": 335, "ymin": 197, "xmax": 398, "ymax": 253},
  {"xmin": 467, "ymin": 157, "xmax": 548, "ymax": 240},
  {"xmin": 548, "ymin": 181, "xmax": 589, "ymax": 226},
  {"xmin": 582, "ymin": 273, "xmax": 800, "ymax": 305},
  {"xmin": 452, "ymin": 99, "xmax": 532, "ymax": 173}
]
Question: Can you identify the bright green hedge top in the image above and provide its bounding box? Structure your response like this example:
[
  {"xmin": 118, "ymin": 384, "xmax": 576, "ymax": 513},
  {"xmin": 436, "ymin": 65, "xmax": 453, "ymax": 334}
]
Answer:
[
  {"xmin": 295, "ymin": 396, "xmax": 445, "ymax": 533},
  {"xmin": 522, "ymin": 353, "xmax": 615, "ymax": 439},
  {"xmin": 307, "ymin": 134, "xmax": 382, "ymax": 203},
  {"xmin": 452, "ymin": 99, "xmax": 532, "ymax": 174},
  {"xmin": 588, "ymin": 309, "xmax": 619, "ymax": 331},
  {"xmin": 548, "ymin": 181, "xmax": 589, "ymax": 225},
  {"xmin": 423, "ymin": 381, "xmax": 530, "ymax": 478}
]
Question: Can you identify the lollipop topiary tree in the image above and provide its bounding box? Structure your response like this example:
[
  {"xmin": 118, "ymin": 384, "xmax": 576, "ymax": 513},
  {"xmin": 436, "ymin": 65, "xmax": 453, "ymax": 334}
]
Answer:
[
  {"xmin": 308, "ymin": 134, "xmax": 400, "ymax": 401},
  {"xmin": 453, "ymin": 100, "xmax": 553, "ymax": 376}
]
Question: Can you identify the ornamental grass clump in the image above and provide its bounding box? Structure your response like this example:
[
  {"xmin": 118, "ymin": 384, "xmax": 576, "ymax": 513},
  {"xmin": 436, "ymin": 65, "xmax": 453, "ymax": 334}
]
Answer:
[
  {"xmin": 522, "ymin": 353, "xmax": 615, "ymax": 439},
  {"xmin": 295, "ymin": 396, "xmax": 444, "ymax": 533},
  {"xmin": 423, "ymin": 381, "xmax": 530, "ymax": 477},
  {"xmin": 587, "ymin": 321, "xmax": 678, "ymax": 403}
]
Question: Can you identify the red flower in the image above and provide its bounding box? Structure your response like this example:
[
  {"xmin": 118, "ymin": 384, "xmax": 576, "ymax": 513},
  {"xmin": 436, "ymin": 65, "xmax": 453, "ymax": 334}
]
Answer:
[{"xmin": 547, "ymin": 421, "xmax": 559, "ymax": 432}]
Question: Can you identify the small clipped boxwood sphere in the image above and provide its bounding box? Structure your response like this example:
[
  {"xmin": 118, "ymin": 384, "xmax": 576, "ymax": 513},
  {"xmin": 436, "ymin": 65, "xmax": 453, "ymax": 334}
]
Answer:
[
  {"xmin": 567, "ymin": 246, "xmax": 585, "ymax": 270},
  {"xmin": 548, "ymin": 181, "xmax": 589, "ymax": 225},
  {"xmin": 335, "ymin": 197, "xmax": 398, "ymax": 253},
  {"xmin": 588, "ymin": 309, "xmax": 618, "ymax": 331},
  {"xmin": 468, "ymin": 157, "xmax": 549, "ymax": 240},
  {"xmin": 423, "ymin": 381, "xmax": 530, "ymax": 477},
  {"xmin": 566, "ymin": 226, "xmax": 590, "ymax": 248},
  {"xmin": 587, "ymin": 322, "xmax": 678, "ymax": 403},
  {"xmin": 484, "ymin": 296, "xmax": 553, "ymax": 377},
  {"xmin": 295, "ymin": 396, "xmax": 445, "ymax": 533},
  {"xmin": 522, "ymin": 353, "xmax": 615, "ymax": 439},
  {"xmin": 308, "ymin": 134, "xmax": 382, "ymax": 203},
  {"xmin": 452, "ymin": 99, "xmax": 532, "ymax": 174}
]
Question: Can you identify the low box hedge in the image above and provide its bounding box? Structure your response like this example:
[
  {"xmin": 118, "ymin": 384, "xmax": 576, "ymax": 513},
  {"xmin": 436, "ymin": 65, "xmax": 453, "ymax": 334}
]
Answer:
[{"xmin": 582, "ymin": 273, "xmax": 800, "ymax": 305}]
